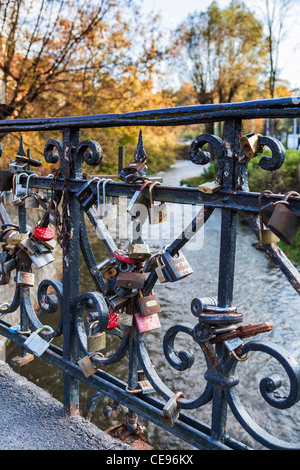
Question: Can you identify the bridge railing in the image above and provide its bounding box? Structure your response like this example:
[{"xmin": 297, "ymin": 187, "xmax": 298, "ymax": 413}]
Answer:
[{"xmin": 0, "ymin": 97, "xmax": 300, "ymax": 450}]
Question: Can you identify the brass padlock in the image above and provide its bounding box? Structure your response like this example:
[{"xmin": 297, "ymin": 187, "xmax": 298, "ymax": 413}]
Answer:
[
  {"xmin": 240, "ymin": 133, "xmax": 265, "ymax": 159},
  {"xmin": 128, "ymin": 241, "xmax": 151, "ymax": 260},
  {"xmin": 267, "ymin": 191, "xmax": 300, "ymax": 245},
  {"xmin": 87, "ymin": 321, "xmax": 106, "ymax": 352},
  {"xmin": 16, "ymin": 271, "xmax": 35, "ymax": 287},
  {"xmin": 198, "ymin": 181, "xmax": 222, "ymax": 194},
  {"xmin": 148, "ymin": 182, "xmax": 168, "ymax": 224},
  {"xmin": 258, "ymin": 190, "xmax": 280, "ymax": 245}
]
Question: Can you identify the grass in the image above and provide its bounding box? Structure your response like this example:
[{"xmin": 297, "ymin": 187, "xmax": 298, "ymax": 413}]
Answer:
[{"xmin": 180, "ymin": 149, "xmax": 300, "ymax": 265}]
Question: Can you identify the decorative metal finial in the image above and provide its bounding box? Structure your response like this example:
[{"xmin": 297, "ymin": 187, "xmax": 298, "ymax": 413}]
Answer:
[
  {"xmin": 16, "ymin": 136, "xmax": 26, "ymax": 157},
  {"xmin": 133, "ymin": 130, "xmax": 147, "ymax": 162}
]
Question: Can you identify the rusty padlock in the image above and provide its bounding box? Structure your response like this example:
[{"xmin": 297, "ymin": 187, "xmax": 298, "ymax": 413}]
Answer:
[
  {"xmin": 267, "ymin": 191, "xmax": 300, "ymax": 245},
  {"xmin": 258, "ymin": 190, "xmax": 280, "ymax": 245},
  {"xmin": 116, "ymin": 272, "xmax": 146, "ymax": 290},
  {"xmin": 163, "ymin": 392, "xmax": 184, "ymax": 428},
  {"xmin": 138, "ymin": 290, "xmax": 161, "ymax": 317}
]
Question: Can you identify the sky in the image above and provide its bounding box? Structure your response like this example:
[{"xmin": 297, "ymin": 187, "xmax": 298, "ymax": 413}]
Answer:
[{"xmin": 141, "ymin": 0, "xmax": 300, "ymax": 92}]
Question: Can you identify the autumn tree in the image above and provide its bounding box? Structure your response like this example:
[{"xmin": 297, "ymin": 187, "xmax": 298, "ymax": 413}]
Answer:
[
  {"xmin": 0, "ymin": 0, "xmax": 180, "ymax": 172},
  {"xmin": 175, "ymin": 0, "xmax": 267, "ymax": 105}
]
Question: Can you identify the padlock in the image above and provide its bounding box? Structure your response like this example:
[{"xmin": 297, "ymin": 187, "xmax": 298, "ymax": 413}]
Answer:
[
  {"xmin": 75, "ymin": 177, "xmax": 99, "ymax": 211},
  {"xmin": 163, "ymin": 392, "xmax": 184, "ymax": 428},
  {"xmin": 240, "ymin": 133, "xmax": 265, "ymax": 159},
  {"xmin": 12, "ymin": 172, "xmax": 28, "ymax": 202},
  {"xmin": 257, "ymin": 190, "xmax": 280, "ymax": 245},
  {"xmin": 108, "ymin": 295, "xmax": 130, "ymax": 312},
  {"xmin": 2, "ymin": 190, "xmax": 13, "ymax": 205},
  {"xmin": 198, "ymin": 181, "xmax": 222, "ymax": 194},
  {"xmin": 77, "ymin": 355, "xmax": 97, "ymax": 378},
  {"xmin": 155, "ymin": 256, "xmax": 169, "ymax": 283},
  {"xmin": 16, "ymin": 271, "xmax": 35, "ymax": 287},
  {"xmin": 127, "ymin": 180, "xmax": 152, "ymax": 223},
  {"xmin": 160, "ymin": 248, "xmax": 193, "ymax": 282},
  {"xmin": 116, "ymin": 272, "xmax": 146, "ymax": 290},
  {"xmin": 23, "ymin": 325, "xmax": 54, "ymax": 357},
  {"xmin": 148, "ymin": 181, "xmax": 168, "ymax": 224},
  {"xmin": 127, "ymin": 241, "xmax": 152, "ymax": 260},
  {"xmin": 118, "ymin": 161, "xmax": 148, "ymax": 184},
  {"xmin": 138, "ymin": 290, "xmax": 161, "ymax": 317},
  {"xmin": 267, "ymin": 191, "xmax": 300, "ymax": 245},
  {"xmin": 134, "ymin": 311, "xmax": 161, "ymax": 333},
  {"xmin": 19, "ymin": 236, "xmax": 38, "ymax": 256},
  {"xmin": 96, "ymin": 178, "xmax": 117, "ymax": 220},
  {"xmin": 29, "ymin": 251, "xmax": 54, "ymax": 269},
  {"xmin": 24, "ymin": 174, "xmax": 39, "ymax": 208},
  {"xmin": 90, "ymin": 257, "xmax": 115, "ymax": 276},
  {"xmin": 0, "ymin": 170, "xmax": 13, "ymax": 191},
  {"xmin": 32, "ymin": 225, "xmax": 54, "ymax": 242},
  {"xmin": 118, "ymin": 312, "xmax": 133, "ymax": 326},
  {"xmin": 87, "ymin": 321, "xmax": 106, "ymax": 352}
]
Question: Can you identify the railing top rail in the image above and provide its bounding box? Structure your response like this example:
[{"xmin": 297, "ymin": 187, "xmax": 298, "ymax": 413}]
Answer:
[{"xmin": 1, "ymin": 97, "xmax": 300, "ymax": 133}]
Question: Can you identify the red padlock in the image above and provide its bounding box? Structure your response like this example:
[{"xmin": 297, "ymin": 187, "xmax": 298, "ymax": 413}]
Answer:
[
  {"xmin": 134, "ymin": 311, "xmax": 161, "ymax": 333},
  {"xmin": 107, "ymin": 312, "xmax": 118, "ymax": 330},
  {"xmin": 33, "ymin": 225, "xmax": 55, "ymax": 241},
  {"xmin": 114, "ymin": 249, "xmax": 137, "ymax": 265}
]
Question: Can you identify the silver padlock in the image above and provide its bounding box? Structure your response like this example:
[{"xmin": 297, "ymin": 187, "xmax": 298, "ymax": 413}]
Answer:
[
  {"xmin": 96, "ymin": 178, "xmax": 117, "ymax": 220},
  {"xmin": 23, "ymin": 325, "xmax": 54, "ymax": 357},
  {"xmin": 25, "ymin": 174, "xmax": 39, "ymax": 208},
  {"xmin": 163, "ymin": 392, "xmax": 184, "ymax": 428}
]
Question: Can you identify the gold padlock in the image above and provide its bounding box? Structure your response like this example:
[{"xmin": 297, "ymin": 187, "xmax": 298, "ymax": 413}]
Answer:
[
  {"xmin": 240, "ymin": 133, "xmax": 265, "ymax": 159},
  {"xmin": 87, "ymin": 321, "xmax": 106, "ymax": 352},
  {"xmin": 127, "ymin": 241, "xmax": 151, "ymax": 260},
  {"xmin": 198, "ymin": 181, "xmax": 222, "ymax": 194}
]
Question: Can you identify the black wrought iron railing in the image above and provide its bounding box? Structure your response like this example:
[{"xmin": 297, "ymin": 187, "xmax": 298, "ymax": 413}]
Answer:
[{"xmin": 0, "ymin": 97, "xmax": 300, "ymax": 450}]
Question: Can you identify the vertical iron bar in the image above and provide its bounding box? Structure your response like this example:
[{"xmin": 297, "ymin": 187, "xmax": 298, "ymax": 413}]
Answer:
[
  {"xmin": 118, "ymin": 146, "xmax": 125, "ymax": 172},
  {"xmin": 18, "ymin": 204, "xmax": 30, "ymax": 352},
  {"xmin": 212, "ymin": 119, "xmax": 242, "ymax": 441},
  {"xmin": 61, "ymin": 127, "xmax": 81, "ymax": 416}
]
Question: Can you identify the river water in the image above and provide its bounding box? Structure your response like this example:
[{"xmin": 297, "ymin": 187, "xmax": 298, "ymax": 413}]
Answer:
[{"xmin": 7, "ymin": 160, "xmax": 300, "ymax": 450}]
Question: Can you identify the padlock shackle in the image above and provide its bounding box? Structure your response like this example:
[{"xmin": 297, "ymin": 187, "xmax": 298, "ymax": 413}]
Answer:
[
  {"xmin": 258, "ymin": 190, "xmax": 273, "ymax": 229},
  {"xmin": 13, "ymin": 172, "xmax": 28, "ymax": 192},
  {"xmin": 283, "ymin": 191, "xmax": 300, "ymax": 202},
  {"xmin": 96, "ymin": 177, "xmax": 106, "ymax": 206},
  {"xmin": 25, "ymin": 172, "xmax": 37, "ymax": 196},
  {"xmin": 149, "ymin": 181, "xmax": 161, "ymax": 205},
  {"xmin": 102, "ymin": 178, "xmax": 113, "ymax": 204}
]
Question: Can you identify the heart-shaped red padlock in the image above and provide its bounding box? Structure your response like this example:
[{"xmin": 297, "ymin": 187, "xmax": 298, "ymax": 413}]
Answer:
[
  {"xmin": 33, "ymin": 225, "xmax": 55, "ymax": 241},
  {"xmin": 114, "ymin": 249, "xmax": 137, "ymax": 264}
]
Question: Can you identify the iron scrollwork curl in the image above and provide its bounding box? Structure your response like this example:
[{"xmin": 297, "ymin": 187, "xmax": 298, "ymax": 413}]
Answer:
[
  {"xmin": 44, "ymin": 139, "xmax": 64, "ymax": 164},
  {"xmin": 37, "ymin": 279, "xmax": 64, "ymax": 338},
  {"xmin": 74, "ymin": 140, "xmax": 103, "ymax": 166},
  {"xmin": 257, "ymin": 136, "xmax": 285, "ymax": 171},
  {"xmin": 224, "ymin": 340, "xmax": 300, "ymax": 449}
]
